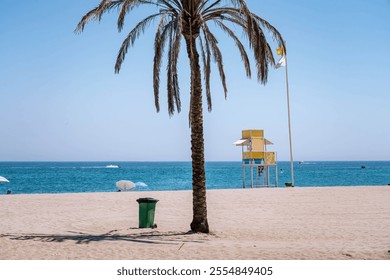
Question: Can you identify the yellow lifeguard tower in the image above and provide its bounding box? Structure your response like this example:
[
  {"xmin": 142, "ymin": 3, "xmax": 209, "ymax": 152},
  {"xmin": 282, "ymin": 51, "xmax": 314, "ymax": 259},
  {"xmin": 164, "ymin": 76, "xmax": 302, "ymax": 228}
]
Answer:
[{"xmin": 234, "ymin": 129, "xmax": 278, "ymax": 188}]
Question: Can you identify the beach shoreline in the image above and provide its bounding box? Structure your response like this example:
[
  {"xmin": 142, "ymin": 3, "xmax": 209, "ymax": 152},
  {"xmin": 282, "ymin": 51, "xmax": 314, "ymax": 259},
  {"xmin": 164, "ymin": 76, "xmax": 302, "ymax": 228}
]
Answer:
[{"xmin": 1, "ymin": 186, "xmax": 389, "ymax": 260}]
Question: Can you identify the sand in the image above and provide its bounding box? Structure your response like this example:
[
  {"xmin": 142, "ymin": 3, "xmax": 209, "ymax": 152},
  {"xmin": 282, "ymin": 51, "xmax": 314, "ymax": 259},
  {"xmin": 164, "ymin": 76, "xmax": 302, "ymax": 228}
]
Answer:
[{"xmin": 1, "ymin": 186, "xmax": 389, "ymax": 260}]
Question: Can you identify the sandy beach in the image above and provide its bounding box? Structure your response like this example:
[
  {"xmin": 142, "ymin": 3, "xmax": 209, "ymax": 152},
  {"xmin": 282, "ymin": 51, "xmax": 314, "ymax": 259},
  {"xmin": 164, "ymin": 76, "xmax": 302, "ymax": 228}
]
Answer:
[{"xmin": 1, "ymin": 186, "xmax": 389, "ymax": 260}]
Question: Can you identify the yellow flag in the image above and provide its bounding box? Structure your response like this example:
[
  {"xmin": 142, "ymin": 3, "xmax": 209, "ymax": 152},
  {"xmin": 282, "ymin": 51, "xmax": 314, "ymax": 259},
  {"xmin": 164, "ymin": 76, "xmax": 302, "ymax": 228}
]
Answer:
[{"xmin": 276, "ymin": 47, "xmax": 284, "ymax": 56}]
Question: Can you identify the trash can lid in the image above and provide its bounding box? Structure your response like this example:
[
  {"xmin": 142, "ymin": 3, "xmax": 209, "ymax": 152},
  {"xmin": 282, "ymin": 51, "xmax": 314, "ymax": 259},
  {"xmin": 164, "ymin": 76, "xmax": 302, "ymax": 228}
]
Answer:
[{"xmin": 136, "ymin": 197, "xmax": 159, "ymax": 203}]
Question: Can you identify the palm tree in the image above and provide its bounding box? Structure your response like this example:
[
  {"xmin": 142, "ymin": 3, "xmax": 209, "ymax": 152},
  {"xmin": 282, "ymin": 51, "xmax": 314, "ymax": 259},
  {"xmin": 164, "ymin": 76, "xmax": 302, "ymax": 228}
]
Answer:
[{"xmin": 76, "ymin": 0, "xmax": 285, "ymax": 233}]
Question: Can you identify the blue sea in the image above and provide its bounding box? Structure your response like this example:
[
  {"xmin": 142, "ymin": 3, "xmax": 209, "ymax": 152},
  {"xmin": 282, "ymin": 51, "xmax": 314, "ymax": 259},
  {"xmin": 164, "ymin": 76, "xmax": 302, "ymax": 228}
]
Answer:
[{"xmin": 0, "ymin": 161, "xmax": 389, "ymax": 194}]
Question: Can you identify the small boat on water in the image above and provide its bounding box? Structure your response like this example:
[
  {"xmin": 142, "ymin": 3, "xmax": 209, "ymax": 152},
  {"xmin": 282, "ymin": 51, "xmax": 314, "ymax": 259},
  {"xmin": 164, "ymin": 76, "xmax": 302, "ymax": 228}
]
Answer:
[{"xmin": 106, "ymin": 165, "xmax": 120, "ymax": 168}]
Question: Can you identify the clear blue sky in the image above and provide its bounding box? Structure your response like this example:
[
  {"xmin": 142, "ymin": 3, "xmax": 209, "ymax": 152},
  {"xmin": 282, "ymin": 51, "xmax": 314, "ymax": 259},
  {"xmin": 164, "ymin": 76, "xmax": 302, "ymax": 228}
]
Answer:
[{"xmin": 1, "ymin": 0, "xmax": 389, "ymax": 161}]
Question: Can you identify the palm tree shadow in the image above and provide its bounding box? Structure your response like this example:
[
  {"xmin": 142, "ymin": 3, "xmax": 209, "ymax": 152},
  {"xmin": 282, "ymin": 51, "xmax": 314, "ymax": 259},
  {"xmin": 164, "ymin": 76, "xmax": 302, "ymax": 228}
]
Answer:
[{"xmin": 1, "ymin": 230, "xmax": 208, "ymax": 245}]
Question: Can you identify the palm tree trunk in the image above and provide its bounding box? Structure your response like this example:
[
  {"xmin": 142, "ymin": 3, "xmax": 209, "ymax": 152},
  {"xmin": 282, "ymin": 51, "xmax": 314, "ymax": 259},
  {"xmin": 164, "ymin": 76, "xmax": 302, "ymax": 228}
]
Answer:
[{"xmin": 185, "ymin": 35, "xmax": 209, "ymax": 233}]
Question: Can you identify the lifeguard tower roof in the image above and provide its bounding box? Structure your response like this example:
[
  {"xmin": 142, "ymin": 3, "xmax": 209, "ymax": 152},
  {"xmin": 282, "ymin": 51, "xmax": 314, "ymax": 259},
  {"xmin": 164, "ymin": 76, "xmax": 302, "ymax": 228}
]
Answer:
[{"xmin": 233, "ymin": 138, "xmax": 274, "ymax": 146}]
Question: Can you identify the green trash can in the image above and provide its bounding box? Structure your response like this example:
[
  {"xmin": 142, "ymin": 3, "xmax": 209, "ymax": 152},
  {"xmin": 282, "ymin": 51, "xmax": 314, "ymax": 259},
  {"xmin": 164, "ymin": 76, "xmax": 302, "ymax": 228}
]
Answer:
[{"xmin": 136, "ymin": 197, "xmax": 159, "ymax": 228}]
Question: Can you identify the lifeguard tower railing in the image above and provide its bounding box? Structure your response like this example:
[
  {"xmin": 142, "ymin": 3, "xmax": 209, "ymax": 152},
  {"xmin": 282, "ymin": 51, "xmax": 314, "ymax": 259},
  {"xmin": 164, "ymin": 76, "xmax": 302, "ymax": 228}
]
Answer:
[{"xmin": 234, "ymin": 130, "xmax": 278, "ymax": 188}]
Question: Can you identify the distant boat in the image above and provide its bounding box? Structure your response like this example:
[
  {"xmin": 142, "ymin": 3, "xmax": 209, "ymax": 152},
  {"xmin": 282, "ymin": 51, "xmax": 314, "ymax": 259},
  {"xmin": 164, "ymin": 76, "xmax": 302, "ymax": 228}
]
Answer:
[
  {"xmin": 106, "ymin": 165, "xmax": 120, "ymax": 168},
  {"xmin": 298, "ymin": 161, "xmax": 304, "ymax": 164}
]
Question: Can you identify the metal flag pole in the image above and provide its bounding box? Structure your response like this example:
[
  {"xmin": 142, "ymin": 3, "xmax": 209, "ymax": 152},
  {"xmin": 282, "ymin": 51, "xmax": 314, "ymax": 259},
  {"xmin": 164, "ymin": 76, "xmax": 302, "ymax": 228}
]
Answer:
[{"xmin": 284, "ymin": 54, "xmax": 295, "ymax": 187}]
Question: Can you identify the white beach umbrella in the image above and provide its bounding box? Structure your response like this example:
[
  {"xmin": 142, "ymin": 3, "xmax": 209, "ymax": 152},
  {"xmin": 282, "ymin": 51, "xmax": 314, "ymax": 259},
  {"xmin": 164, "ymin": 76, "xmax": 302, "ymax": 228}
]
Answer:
[
  {"xmin": 135, "ymin": 182, "xmax": 148, "ymax": 187},
  {"xmin": 0, "ymin": 176, "xmax": 9, "ymax": 183},
  {"xmin": 116, "ymin": 180, "xmax": 136, "ymax": 191}
]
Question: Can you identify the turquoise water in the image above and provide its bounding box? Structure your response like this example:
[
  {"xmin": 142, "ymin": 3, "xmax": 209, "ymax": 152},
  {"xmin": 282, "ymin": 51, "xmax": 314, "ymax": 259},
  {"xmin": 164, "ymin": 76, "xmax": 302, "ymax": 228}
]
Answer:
[{"xmin": 0, "ymin": 161, "xmax": 389, "ymax": 194}]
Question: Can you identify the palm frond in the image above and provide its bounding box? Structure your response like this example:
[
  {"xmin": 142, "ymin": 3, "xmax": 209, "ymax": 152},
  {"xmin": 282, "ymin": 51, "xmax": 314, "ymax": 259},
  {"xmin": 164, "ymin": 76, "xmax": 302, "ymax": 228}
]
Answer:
[
  {"xmin": 167, "ymin": 25, "xmax": 175, "ymax": 115},
  {"xmin": 252, "ymin": 13, "xmax": 286, "ymax": 54},
  {"xmin": 115, "ymin": 13, "xmax": 161, "ymax": 73},
  {"xmin": 201, "ymin": 0, "xmax": 221, "ymax": 14},
  {"xmin": 213, "ymin": 19, "xmax": 251, "ymax": 78},
  {"xmin": 159, "ymin": 0, "xmax": 180, "ymax": 14},
  {"xmin": 201, "ymin": 23, "xmax": 227, "ymax": 98},
  {"xmin": 166, "ymin": 16, "xmax": 183, "ymax": 115},
  {"xmin": 75, "ymin": 0, "xmax": 123, "ymax": 33},
  {"xmin": 171, "ymin": 18, "xmax": 182, "ymax": 114},
  {"xmin": 117, "ymin": 0, "xmax": 163, "ymax": 31},
  {"xmin": 198, "ymin": 34, "xmax": 212, "ymax": 112},
  {"xmin": 118, "ymin": 0, "xmax": 139, "ymax": 32},
  {"xmin": 153, "ymin": 15, "xmax": 171, "ymax": 112}
]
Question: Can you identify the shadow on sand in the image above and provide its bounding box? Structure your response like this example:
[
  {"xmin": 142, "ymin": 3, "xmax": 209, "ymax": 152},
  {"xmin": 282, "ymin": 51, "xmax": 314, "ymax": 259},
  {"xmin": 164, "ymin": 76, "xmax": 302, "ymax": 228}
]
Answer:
[{"xmin": 0, "ymin": 230, "xmax": 210, "ymax": 245}]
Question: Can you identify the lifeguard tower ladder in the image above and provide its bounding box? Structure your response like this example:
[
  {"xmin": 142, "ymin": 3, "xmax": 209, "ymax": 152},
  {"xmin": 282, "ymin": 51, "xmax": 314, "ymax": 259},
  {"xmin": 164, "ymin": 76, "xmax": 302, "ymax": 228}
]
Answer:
[{"xmin": 234, "ymin": 130, "xmax": 278, "ymax": 188}]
